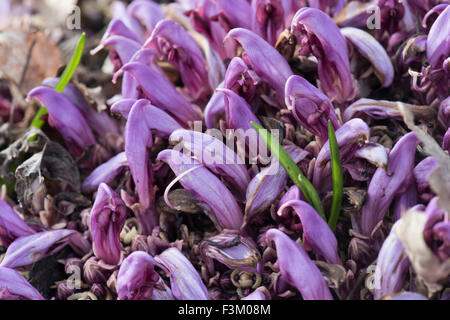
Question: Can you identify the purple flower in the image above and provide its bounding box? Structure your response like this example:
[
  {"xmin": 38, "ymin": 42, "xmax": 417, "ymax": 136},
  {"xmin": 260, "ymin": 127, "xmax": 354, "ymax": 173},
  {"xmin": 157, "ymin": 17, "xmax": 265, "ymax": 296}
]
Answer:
[
  {"xmin": 242, "ymin": 286, "xmax": 271, "ymax": 300},
  {"xmin": 427, "ymin": 5, "xmax": 450, "ymax": 69},
  {"xmin": 309, "ymin": 0, "xmax": 347, "ymax": 16},
  {"xmin": 43, "ymin": 79, "xmax": 118, "ymax": 137},
  {"xmin": 82, "ymin": 152, "xmax": 128, "ymax": 193},
  {"xmin": 424, "ymin": 197, "xmax": 450, "ymax": 261},
  {"xmin": 145, "ymin": 19, "xmax": 210, "ymax": 99},
  {"xmin": 277, "ymin": 200, "xmax": 342, "ymax": 265},
  {"xmin": 27, "ymin": 87, "xmax": 96, "ymax": 158},
  {"xmin": 169, "ymin": 129, "xmax": 251, "ymax": 195},
  {"xmin": 90, "ymin": 183, "xmax": 127, "ymax": 265},
  {"xmin": 155, "ymin": 247, "xmax": 209, "ymax": 300},
  {"xmin": 0, "ymin": 267, "xmax": 44, "ymax": 300},
  {"xmin": 414, "ymin": 157, "xmax": 439, "ymax": 202},
  {"xmin": 117, "ymin": 251, "xmax": 161, "ymax": 300},
  {"xmin": 119, "ymin": 62, "xmax": 201, "ymax": 125},
  {"xmin": 251, "ymin": 0, "xmax": 285, "ymax": 46},
  {"xmin": 373, "ymin": 226, "xmax": 410, "ymax": 299},
  {"xmin": 290, "ymin": 8, "xmax": 358, "ymax": 105},
  {"xmin": 341, "ymin": 27, "xmax": 394, "ymax": 87},
  {"xmin": 224, "ymin": 57, "xmax": 259, "ymax": 102},
  {"xmin": 0, "ymin": 200, "xmax": 35, "ymax": 247},
  {"xmin": 127, "ymin": 0, "xmax": 165, "ymax": 35},
  {"xmin": 186, "ymin": 0, "xmax": 235, "ymax": 59},
  {"xmin": 224, "ymin": 28, "xmax": 293, "ymax": 102},
  {"xmin": 0, "ymin": 230, "xmax": 75, "ymax": 268},
  {"xmin": 261, "ymin": 229, "xmax": 333, "ymax": 300},
  {"xmin": 157, "ymin": 149, "xmax": 243, "ymax": 230},
  {"xmin": 285, "ymin": 74, "xmax": 340, "ymax": 144},
  {"xmin": 215, "ymin": 0, "xmax": 252, "ymax": 30},
  {"xmin": 200, "ymin": 230, "xmax": 261, "ymax": 274},
  {"xmin": 361, "ymin": 132, "xmax": 419, "ymax": 236},
  {"xmin": 124, "ymin": 99, "xmax": 158, "ymax": 233}
]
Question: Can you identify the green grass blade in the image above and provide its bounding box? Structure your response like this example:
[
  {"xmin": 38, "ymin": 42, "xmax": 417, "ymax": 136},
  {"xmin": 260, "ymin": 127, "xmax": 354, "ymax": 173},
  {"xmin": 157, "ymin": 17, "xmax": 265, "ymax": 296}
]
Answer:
[
  {"xmin": 327, "ymin": 120, "xmax": 343, "ymax": 230},
  {"xmin": 30, "ymin": 32, "xmax": 86, "ymax": 129},
  {"xmin": 251, "ymin": 121, "xmax": 326, "ymax": 220}
]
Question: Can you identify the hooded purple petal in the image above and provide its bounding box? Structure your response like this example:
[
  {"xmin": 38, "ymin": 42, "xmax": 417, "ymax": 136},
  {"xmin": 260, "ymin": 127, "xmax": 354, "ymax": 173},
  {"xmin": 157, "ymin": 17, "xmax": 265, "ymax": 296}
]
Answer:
[
  {"xmin": 0, "ymin": 267, "xmax": 44, "ymax": 300},
  {"xmin": 373, "ymin": 227, "xmax": 410, "ymax": 299},
  {"xmin": 90, "ymin": 183, "xmax": 127, "ymax": 265},
  {"xmin": 291, "ymin": 8, "xmax": 358, "ymax": 105},
  {"xmin": 82, "ymin": 152, "xmax": 128, "ymax": 193},
  {"xmin": 278, "ymin": 200, "xmax": 342, "ymax": 265},
  {"xmin": 251, "ymin": 0, "xmax": 285, "ymax": 46},
  {"xmin": 309, "ymin": 0, "xmax": 347, "ymax": 16},
  {"xmin": 414, "ymin": 157, "xmax": 439, "ymax": 200},
  {"xmin": 0, "ymin": 230, "xmax": 75, "ymax": 268},
  {"xmin": 155, "ymin": 247, "xmax": 209, "ymax": 300},
  {"xmin": 427, "ymin": 5, "xmax": 450, "ymax": 69},
  {"xmin": 145, "ymin": 19, "xmax": 210, "ymax": 99},
  {"xmin": 361, "ymin": 132, "xmax": 419, "ymax": 236},
  {"xmin": 0, "ymin": 200, "xmax": 35, "ymax": 247},
  {"xmin": 224, "ymin": 28, "xmax": 293, "ymax": 101},
  {"xmin": 285, "ymin": 75, "xmax": 339, "ymax": 143},
  {"xmin": 341, "ymin": 27, "xmax": 394, "ymax": 87},
  {"xmin": 157, "ymin": 149, "xmax": 243, "ymax": 230},
  {"xmin": 242, "ymin": 286, "xmax": 271, "ymax": 300},
  {"xmin": 261, "ymin": 229, "xmax": 333, "ymax": 300},
  {"xmin": 43, "ymin": 78, "xmax": 118, "ymax": 137},
  {"xmin": 169, "ymin": 129, "xmax": 250, "ymax": 195},
  {"xmin": 120, "ymin": 62, "xmax": 201, "ymax": 125},
  {"xmin": 27, "ymin": 87, "xmax": 96, "ymax": 158},
  {"xmin": 215, "ymin": 0, "xmax": 252, "ymax": 30},
  {"xmin": 224, "ymin": 57, "xmax": 259, "ymax": 102},
  {"xmin": 127, "ymin": 0, "xmax": 165, "ymax": 35},
  {"xmin": 204, "ymin": 89, "xmax": 226, "ymax": 129},
  {"xmin": 117, "ymin": 251, "xmax": 160, "ymax": 300}
]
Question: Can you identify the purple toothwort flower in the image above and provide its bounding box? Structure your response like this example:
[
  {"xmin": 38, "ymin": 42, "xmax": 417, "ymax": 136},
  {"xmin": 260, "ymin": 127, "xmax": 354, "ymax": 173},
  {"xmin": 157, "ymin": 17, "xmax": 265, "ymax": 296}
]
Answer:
[
  {"xmin": 0, "ymin": 230, "xmax": 75, "ymax": 268},
  {"xmin": 27, "ymin": 87, "xmax": 96, "ymax": 158},
  {"xmin": 373, "ymin": 225, "xmax": 410, "ymax": 299},
  {"xmin": 157, "ymin": 149, "xmax": 243, "ymax": 230},
  {"xmin": 285, "ymin": 74, "xmax": 340, "ymax": 144},
  {"xmin": 290, "ymin": 7, "xmax": 358, "ymax": 106},
  {"xmin": 0, "ymin": 267, "xmax": 44, "ymax": 300},
  {"xmin": 277, "ymin": 200, "xmax": 342, "ymax": 265},
  {"xmin": 169, "ymin": 129, "xmax": 251, "ymax": 195},
  {"xmin": 361, "ymin": 132, "xmax": 419, "ymax": 236},
  {"xmin": 119, "ymin": 62, "xmax": 201, "ymax": 125},
  {"xmin": 308, "ymin": 0, "xmax": 347, "ymax": 16},
  {"xmin": 90, "ymin": 183, "xmax": 127, "ymax": 265},
  {"xmin": 124, "ymin": 99, "xmax": 158, "ymax": 234},
  {"xmin": 0, "ymin": 200, "xmax": 35, "ymax": 247},
  {"xmin": 155, "ymin": 247, "xmax": 209, "ymax": 300},
  {"xmin": 82, "ymin": 152, "xmax": 128, "ymax": 193},
  {"xmin": 261, "ymin": 229, "xmax": 333, "ymax": 300},
  {"xmin": 117, "ymin": 251, "xmax": 161, "ymax": 300},
  {"xmin": 145, "ymin": 19, "xmax": 210, "ymax": 100},
  {"xmin": 251, "ymin": 0, "xmax": 285, "ymax": 46},
  {"xmin": 224, "ymin": 28, "xmax": 293, "ymax": 102}
]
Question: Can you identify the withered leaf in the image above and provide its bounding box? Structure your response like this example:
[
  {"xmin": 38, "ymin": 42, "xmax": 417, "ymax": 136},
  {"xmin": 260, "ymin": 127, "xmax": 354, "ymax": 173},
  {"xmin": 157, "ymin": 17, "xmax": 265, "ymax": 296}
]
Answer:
[
  {"xmin": 156, "ymin": 189, "xmax": 204, "ymax": 215},
  {"xmin": 15, "ymin": 141, "xmax": 81, "ymax": 214},
  {"xmin": 0, "ymin": 127, "xmax": 48, "ymax": 180},
  {"xmin": 314, "ymin": 260, "xmax": 347, "ymax": 289},
  {"xmin": 0, "ymin": 29, "xmax": 62, "ymax": 93}
]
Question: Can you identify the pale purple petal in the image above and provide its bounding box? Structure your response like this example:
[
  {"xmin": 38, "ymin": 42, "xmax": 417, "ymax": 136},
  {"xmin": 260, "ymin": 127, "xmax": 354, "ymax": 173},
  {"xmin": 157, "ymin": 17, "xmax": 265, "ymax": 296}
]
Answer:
[
  {"xmin": 0, "ymin": 199, "xmax": 35, "ymax": 247},
  {"xmin": 0, "ymin": 267, "xmax": 44, "ymax": 300},
  {"xmin": 261, "ymin": 229, "xmax": 333, "ymax": 300},
  {"xmin": 155, "ymin": 247, "xmax": 209, "ymax": 300}
]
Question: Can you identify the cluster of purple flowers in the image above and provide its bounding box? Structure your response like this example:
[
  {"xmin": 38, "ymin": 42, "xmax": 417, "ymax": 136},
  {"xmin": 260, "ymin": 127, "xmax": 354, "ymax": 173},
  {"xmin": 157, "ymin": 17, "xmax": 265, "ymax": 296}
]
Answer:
[{"xmin": 0, "ymin": 0, "xmax": 449, "ymax": 300}]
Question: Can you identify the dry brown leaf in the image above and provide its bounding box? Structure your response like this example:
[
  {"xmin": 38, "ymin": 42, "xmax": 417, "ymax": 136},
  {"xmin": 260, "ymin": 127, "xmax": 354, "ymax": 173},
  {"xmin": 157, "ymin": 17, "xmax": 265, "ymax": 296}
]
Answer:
[{"xmin": 0, "ymin": 29, "xmax": 62, "ymax": 93}]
